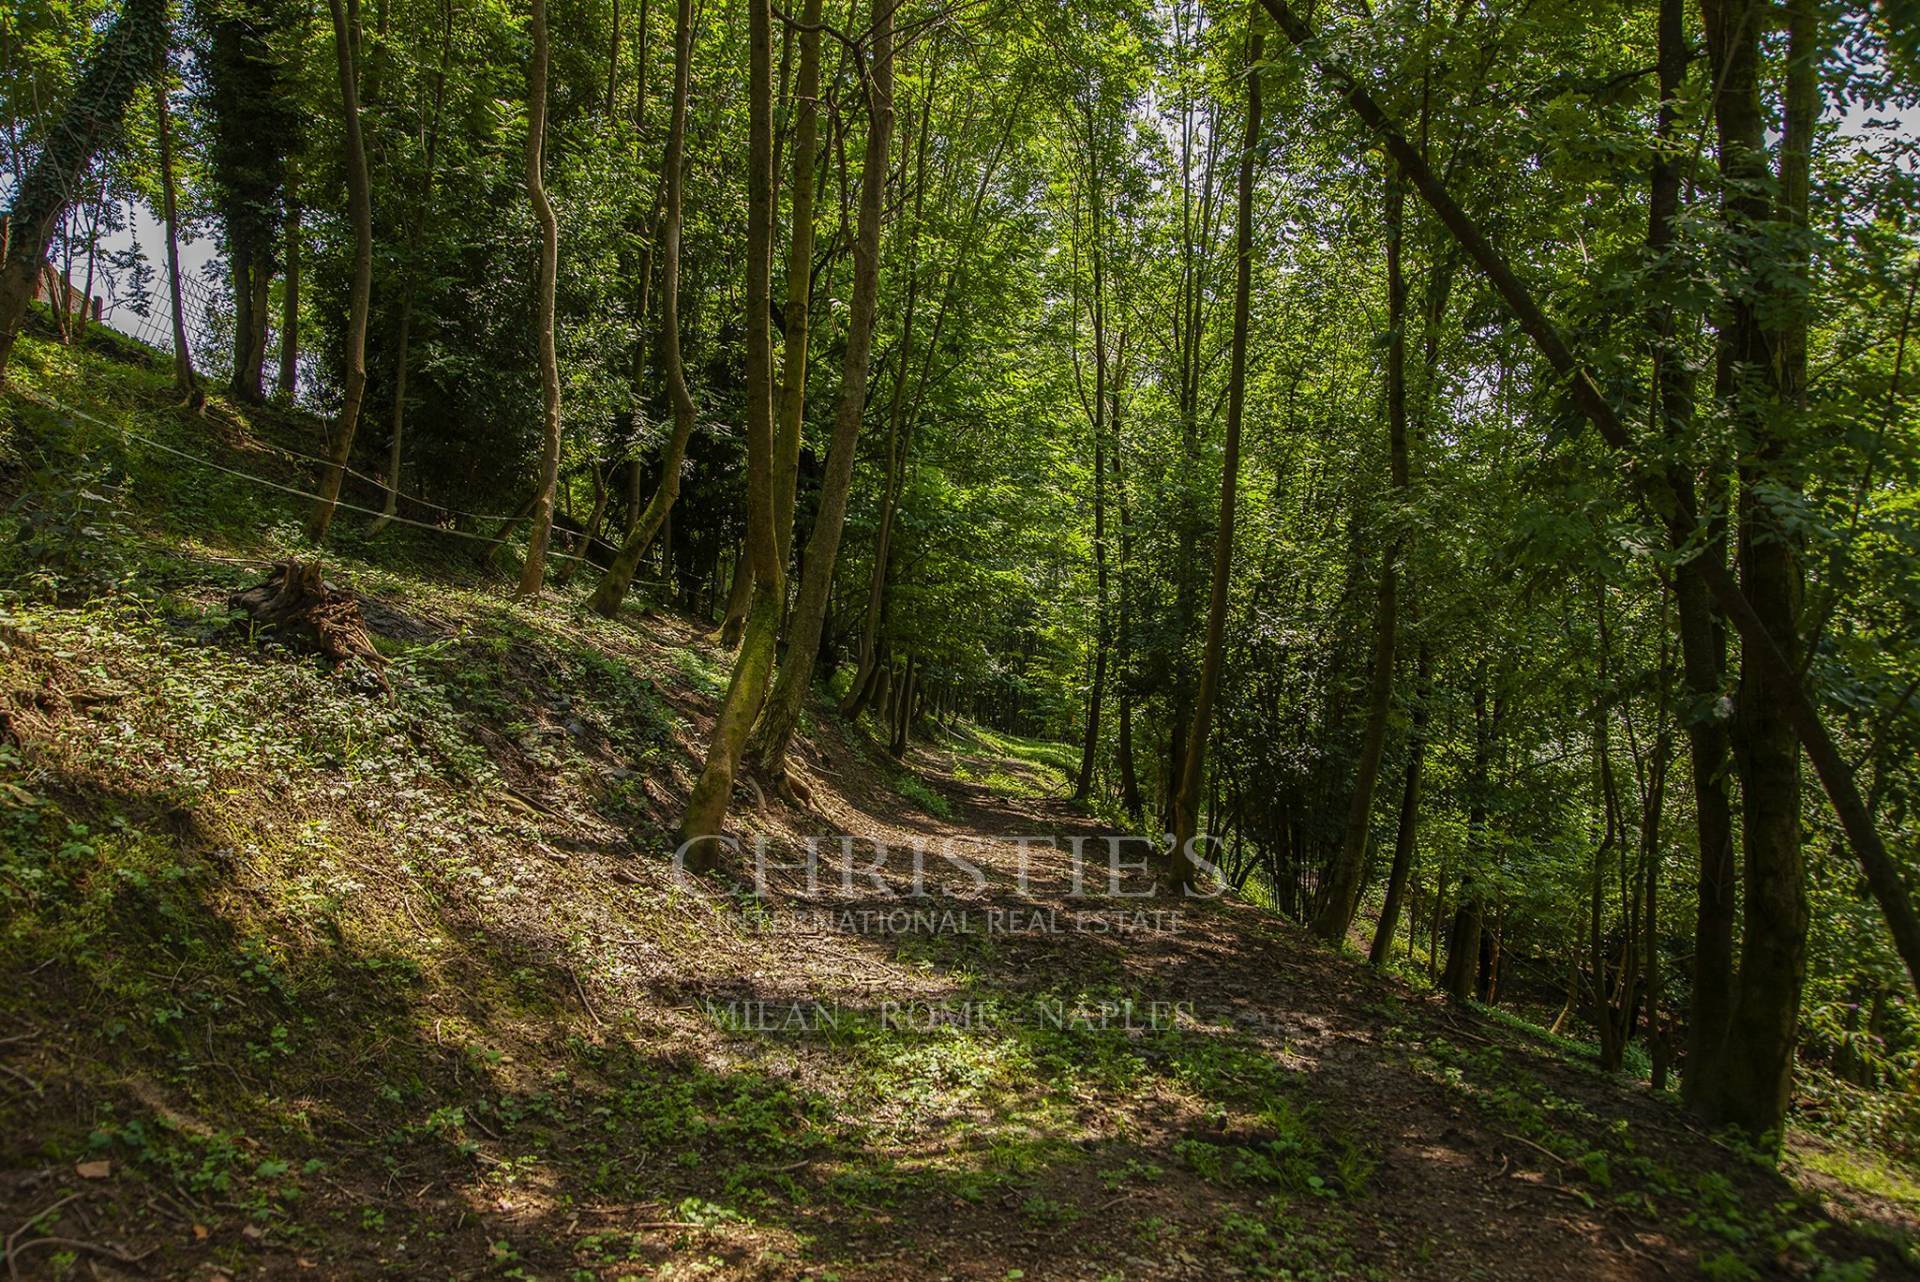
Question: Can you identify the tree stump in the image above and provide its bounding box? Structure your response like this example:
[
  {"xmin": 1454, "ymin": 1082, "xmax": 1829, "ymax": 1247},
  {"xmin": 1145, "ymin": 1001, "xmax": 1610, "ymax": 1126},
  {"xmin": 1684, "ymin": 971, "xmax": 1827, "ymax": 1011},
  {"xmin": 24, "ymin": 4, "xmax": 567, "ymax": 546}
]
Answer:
[{"xmin": 230, "ymin": 559, "xmax": 391, "ymax": 693}]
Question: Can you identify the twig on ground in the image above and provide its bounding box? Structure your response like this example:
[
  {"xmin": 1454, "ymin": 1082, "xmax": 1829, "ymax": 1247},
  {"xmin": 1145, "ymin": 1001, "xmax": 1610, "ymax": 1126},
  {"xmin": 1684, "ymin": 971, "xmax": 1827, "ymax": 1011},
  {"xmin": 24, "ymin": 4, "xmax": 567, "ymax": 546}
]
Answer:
[
  {"xmin": 569, "ymin": 968, "xmax": 605, "ymax": 1028},
  {"xmin": 1495, "ymin": 1130, "xmax": 1570, "ymax": 1167},
  {"xmin": 9, "ymin": 1235, "xmax": 155, "ymax": 1274},
  {"xmin": 6, "ymin": 1192, "xmax": 90, "ymax": 1282},
  {"xmin": 0, "ymin": 1063, "xmax": 44, "ymax": 1096}
]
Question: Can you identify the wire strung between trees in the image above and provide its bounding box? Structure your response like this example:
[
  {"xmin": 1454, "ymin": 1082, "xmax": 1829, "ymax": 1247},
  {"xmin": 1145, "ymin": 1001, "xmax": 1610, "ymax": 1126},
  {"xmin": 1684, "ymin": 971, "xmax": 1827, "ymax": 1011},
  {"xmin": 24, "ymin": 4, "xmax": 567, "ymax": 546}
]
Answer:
[{"xmin": 15, "ymin": 387, "xmax": 610, "ymax": 566}]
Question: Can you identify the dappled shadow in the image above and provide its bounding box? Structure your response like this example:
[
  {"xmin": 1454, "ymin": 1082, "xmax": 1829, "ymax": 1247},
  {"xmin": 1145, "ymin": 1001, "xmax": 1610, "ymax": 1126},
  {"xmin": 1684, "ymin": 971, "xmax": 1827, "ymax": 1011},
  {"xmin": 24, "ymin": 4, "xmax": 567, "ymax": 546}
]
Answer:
[
  {"xmin": 3, "ymin": 592, "xmax": 1909, "ymax": 1281},
  {"xmin": 0, "ymin": 759, "xmax": 1330, "ymax": 1280}
]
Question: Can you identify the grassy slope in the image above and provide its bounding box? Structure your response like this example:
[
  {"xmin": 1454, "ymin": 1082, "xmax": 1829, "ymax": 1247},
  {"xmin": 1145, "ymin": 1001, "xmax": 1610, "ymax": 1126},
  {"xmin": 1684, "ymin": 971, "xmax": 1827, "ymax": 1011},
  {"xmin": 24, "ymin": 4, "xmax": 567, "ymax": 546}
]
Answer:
[{"xmin": 0, "ymin": 331, "xmax": 1916, "ymax": 1280}]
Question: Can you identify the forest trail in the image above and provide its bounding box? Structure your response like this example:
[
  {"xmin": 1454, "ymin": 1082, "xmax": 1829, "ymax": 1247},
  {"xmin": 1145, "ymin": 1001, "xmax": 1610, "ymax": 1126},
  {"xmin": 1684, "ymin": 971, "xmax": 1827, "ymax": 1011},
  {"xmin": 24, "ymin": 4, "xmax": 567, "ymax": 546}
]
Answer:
[
  {"xmin": 8, "ymin": 0, "xmax": 1920, "ymax": 1267},
  {"xmin": 700, "ymin": 735, "xmax": 1875, "ymax": 1282},
  {"xmin": 0, "ymin": 340, "xmax": 1905, "ymax": 1276},
  {"xmin": 1, "ymin": 642, "xmax": 1910, "ymax": 1280}
]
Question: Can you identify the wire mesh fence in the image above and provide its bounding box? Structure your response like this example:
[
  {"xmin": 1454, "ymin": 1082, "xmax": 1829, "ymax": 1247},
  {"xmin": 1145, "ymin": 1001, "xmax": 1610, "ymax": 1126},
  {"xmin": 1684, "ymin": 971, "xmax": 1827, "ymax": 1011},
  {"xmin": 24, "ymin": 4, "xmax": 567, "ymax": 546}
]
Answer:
[{"xmin": 98, "ymin": 268, "xmax": 235, "ymax": 386}]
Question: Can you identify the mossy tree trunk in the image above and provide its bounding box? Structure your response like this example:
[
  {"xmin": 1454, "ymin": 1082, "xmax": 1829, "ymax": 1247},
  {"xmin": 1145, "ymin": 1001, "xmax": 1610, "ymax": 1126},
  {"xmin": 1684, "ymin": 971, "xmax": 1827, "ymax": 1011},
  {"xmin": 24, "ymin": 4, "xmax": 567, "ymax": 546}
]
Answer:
[
  {"xmin": 748, "ymin": 0, "xmax": 894, "ymax": 789},
  {"xmin": 675, "ymin": 0, "xmax": 782, "ymax": 868},
  {"xmin": 516, "ymin": 0, "xmax": 564, "ymax": 596},
  {"xmin": 0, "ymin": 0, "xmax": 169, "ymax": 380}
]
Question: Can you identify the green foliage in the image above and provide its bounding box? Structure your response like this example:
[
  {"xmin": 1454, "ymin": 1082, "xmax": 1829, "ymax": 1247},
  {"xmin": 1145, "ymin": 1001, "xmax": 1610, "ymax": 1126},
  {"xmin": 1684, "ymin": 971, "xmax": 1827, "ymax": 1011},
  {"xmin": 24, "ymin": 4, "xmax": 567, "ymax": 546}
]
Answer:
[
  {"xmin": 6, "ymin": 0, "xmax": 1920, "ymax": 1261},
  {"xmin": 891, "ymin": 770, "xmax": 953, "ymax": 819}
]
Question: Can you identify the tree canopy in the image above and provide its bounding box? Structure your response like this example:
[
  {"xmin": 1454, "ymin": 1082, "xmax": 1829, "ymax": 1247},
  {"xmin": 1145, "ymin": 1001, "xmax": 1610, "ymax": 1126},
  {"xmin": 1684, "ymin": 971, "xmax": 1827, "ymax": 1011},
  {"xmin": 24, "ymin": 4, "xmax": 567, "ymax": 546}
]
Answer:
[{"xmin": 6, "ymin": 0, "xmax": 1920, "ymax": 1174}]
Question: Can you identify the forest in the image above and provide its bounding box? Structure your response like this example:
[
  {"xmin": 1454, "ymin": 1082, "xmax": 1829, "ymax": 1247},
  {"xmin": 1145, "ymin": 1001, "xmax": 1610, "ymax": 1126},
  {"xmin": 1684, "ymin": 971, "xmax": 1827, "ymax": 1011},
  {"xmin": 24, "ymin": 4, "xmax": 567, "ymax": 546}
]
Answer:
[{"xmin": 2, "ymin": 0, "xmax": 1920, "ymax": 1274}]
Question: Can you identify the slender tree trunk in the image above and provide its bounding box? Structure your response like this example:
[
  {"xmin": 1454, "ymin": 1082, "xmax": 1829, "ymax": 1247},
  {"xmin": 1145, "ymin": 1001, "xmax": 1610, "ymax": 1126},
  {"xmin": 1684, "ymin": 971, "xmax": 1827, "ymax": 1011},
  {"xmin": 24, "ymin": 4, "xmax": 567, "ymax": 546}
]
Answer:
[
  {"xmin": 1074, "ymin": 409, "xmax": 1109, "ymax": 801},
  {"xmin": 370, "ymin": 290, "xmax": 419, "ymax": 528},
  {"xmin": 1111, "ymin": 358, "xmax": 1143, "ymax": 819},
  {"xmin": 889, "ymin": 655, "xmax": 918, "ymax": 757},
  {"xmin": 839, "ymin": 74, "xmax": 1023, "ymax": 718},
  {"xmin": 770, "ymin": 0, "xmax": 823, "ymax": 565},
  {"xmin": 636, "ymin": 0, "xmax": 654, "ymax": 134},
  {"xmin": 1592, "ymin": 657, "xmax": 1625, "ymax": 1070},
  {"xmin": 626, "ymin": 452, "xmax": 645, "ymax": 530},
  {"xmin": 517, "ymin": 0, "xmax": 564, "ymax": 595},
  {"xmin": 229, "ymin": 196, "xmax": 272, "ymax": 403},
  {"xmin": 606, "ymin": 0, "xmax": 620, "ymax": 114},
  {"xmin": 1645, "ymin": 699, "xmax": 1673, "ymax": 1090},
  {"xmin": 1167, "ymin": 10, "xmax": 1261, "ymax": 892},
  {"xmin": 37, "ymin": 260, "xmax": 73, "ymax": 348},
  {"xmin": 155, "ymin": 51, "xmax": 199, "ymax": 401},
  {"xmin": 230, "ymin": 243, "xmax": 256, "ymax": 395},
  {"xmin": 1442, "ymin": 891, "xmax": 1483, "ymax": 1003},
  {"xmin": 77, "ymin": 180, "xmax": 105, "ymax": 340},
  {"xmin": 1428, "ymin": 859, "xmax": 1446, "ymax": 983},
  {"xmin": 675, "ymin": 0, "xmax": 781, "ymax": 866},
  {"xmin": 1315, "ymin": 158, "xmax": 1407, "ymax": 942},
  {"xmin": 841, "ymin": 86, "xmax": 930, "ymax": 717},
  {"xmin": 0, "ymin": 0, "xmax": 168, "ymax": 378},
  {"xmin": 1072, "ymin": 126, "xmax": 1111, "ymax": 803},
  {"xmin": 618, "ymin": 178, "xmax": 663, "ymax": 534},
  {"xmin": 716, "ymin": 540, "xmax": 754, "ymax": 644},
  {"xmin": 748, "ymin": 0, "xmax": 894, "ymax": 787},
  {"xmin": 370, "ymin": 0, "xmax": 450, "ymax": 534},
  {"xmin": 305, "ymin": 0, "xmax": 373, "ymax": 543},
  {"xmin": 242, "ymin": 255, "xmax": 271, "ymax": 397},
  {"xmin": 1637, "ymin": 0, "xmax": 1738, "ymax": 1113},
  {"xmin": 1699, "ymin": 0, "xmax": 1816, "ymax": 1142},
  {"xmin": 1443, "ymin": 671, "xmax": 1493, "ymax": 1001},
  {"xmin": 588, "ymin": 0, "xmax": 698, "ymax": 617},
  {"xmin": 1163, "ymin": 37, "xmax": 1226, "ymax": 835},
  {"xmin": 277, "ymin": 167, "xmax": 301, "ymax": 400},
  {"xmin": 1370, "ymin": 637, "xmax": 1430, "ymax": 966}
]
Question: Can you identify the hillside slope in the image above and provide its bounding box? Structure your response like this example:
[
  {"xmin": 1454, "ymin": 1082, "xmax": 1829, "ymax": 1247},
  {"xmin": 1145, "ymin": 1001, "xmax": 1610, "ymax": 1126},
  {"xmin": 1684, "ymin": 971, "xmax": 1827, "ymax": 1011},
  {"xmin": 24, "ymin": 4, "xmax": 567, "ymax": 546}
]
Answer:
[{"xmin": 1, "ymin": 333, "xmax": 1915, "ymax": 1279}]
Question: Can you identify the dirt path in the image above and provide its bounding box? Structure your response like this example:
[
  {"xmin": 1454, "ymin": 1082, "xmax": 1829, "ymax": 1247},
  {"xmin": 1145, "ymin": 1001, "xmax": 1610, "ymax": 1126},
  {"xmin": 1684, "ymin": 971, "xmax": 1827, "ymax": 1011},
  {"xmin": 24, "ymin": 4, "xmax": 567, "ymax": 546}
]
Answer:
[
  {"xmin": 615, "ymin": 728, "xmax": 1906, "ymax": 1281},
  {"xmin": 3, "ymin": 670, "xmax": 1906, "ymax": 1281}
]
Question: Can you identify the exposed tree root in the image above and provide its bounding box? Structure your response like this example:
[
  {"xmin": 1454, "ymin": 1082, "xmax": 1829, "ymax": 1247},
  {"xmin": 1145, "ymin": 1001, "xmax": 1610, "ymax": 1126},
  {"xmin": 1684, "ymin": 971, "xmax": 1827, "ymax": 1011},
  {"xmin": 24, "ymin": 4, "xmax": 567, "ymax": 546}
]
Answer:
[
  {"xmin": 776, "ymin": 768, "xmax": 814, "ymax": 809},
  {"xmin": 230, "ymin": 559, "xmax": 391, "ymax": 694}
]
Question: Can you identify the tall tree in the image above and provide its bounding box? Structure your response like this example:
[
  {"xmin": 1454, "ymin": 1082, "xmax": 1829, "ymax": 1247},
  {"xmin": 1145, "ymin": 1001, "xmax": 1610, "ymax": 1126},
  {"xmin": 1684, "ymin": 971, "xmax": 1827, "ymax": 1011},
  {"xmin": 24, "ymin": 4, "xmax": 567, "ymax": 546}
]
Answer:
[
  {"xmin": 1634, "ymin": 0, "xmax": 1734, "ymax": 1111},
  {"xmin": 277, "ymin": 160, "xmax": 301, "ymax": 400},
  {"xmin": 0, "ymin": 0, "xmax": 169, "ymax": 378},
  {"xmin": 304, "ymin": 0, "xmax": 373, "ymax": 543},
  {"xmin": 675, "ymin": 0, "xmax": 782, "ymax": 865},
  {"xmin": 154, "ymin": 42, "xmax": 198, "ymax": 402},
  {"xmin": 1695, "ymin": 0, "xmax": 1818, "ymax": 1141},
  {"xmin": 587, "ymin": 0, "xmax": 697, "ymax": 618},
  {"xmin": 1313, "ymin": 157, "xmax": 1407, "ymax": 944},
  {"xmin": 838, "ymin": 79, "xmax": 933, "ymax": 718},
  {"xmin": 1370, "ymin": 636, "xmax": 1430, "ymax": 966},
  {"xmin": 769, "ymin": 0, "xmax": 823, "ymax": 566},
  {"xmin": 1071, "ymin": 93, "xmax": 1112, "ymax": 804},
  {"xmin": 747, "ymin": 0, "xmax": 894, "ymax": 790},
  {"xmin": 517, "ymin": 0, "xmax": 564, "ymax": 595},
  {"xmin": 1442, "ymin": 667, "xmax": 1497, "ymax": 1002},
  {"xmin": 1110, "ymin": 337, "xmax": 1144, "ymax": 821},
  {"xmin": 369, "ymin": 0, "xmax": 453, "ymax": 535},
  {"xmin": 197, "ymin": 0, "xmax": 297, "ymax": 402},
  {"xmin": 1167, "ymin": 8, "xmax": 1261, "ymax": 892}
]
